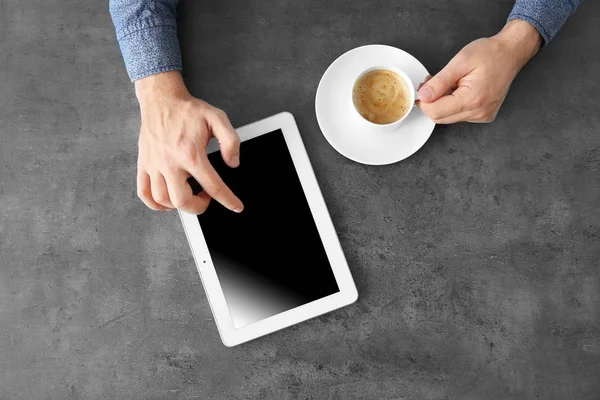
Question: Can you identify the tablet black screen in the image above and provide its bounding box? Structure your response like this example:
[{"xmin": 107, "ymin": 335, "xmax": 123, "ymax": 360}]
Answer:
[{"xmin": 197, "ymin": 129, "xmax": 340, "ymax": 328}]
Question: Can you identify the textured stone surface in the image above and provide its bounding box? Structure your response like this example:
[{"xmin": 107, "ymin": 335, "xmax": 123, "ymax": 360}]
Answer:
[{"xmin": 1, "ymin": 0, "xmax": 599, "ymax": 399}]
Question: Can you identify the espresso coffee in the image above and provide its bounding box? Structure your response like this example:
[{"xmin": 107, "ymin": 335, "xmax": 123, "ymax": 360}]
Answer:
[{"xmin": 352, "ymin": 69, "xmax": 411, "ymax": 125}]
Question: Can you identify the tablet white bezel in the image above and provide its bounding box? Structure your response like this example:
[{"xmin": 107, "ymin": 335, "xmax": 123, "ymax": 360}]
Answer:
[{"xmin": 178, "ymin": 112, "xmax": 358, "ymax": 347}]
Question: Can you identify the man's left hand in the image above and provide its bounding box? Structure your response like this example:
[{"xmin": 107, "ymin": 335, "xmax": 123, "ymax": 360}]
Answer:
[{"xmin": 417, "ymin": 20, "xmax": 543, "ymax": 124}]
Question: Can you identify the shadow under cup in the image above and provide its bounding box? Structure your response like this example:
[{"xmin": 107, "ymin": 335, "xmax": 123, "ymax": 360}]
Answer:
[{"xmin": 351, "ymin": 66, "xmax": 416, "ymax": 131}]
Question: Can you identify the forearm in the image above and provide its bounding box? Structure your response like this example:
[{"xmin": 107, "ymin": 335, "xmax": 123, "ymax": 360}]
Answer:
[
  {"xmin": 507, "ymin": 0, "xmax": 583, "ymax": 44},
  {"xmin": 109, "ymin": 0, "xmax": 182, "ymax": 82}
]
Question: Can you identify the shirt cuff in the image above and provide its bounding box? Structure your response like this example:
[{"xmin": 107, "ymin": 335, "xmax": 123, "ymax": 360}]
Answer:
[
  {"xmin": 507, "ymin": 0, "xmax": 577, "ymax": 44},
  {"xmin": 507, "ymin": 13, "xmax": 550, "ymax": 44},
  {"xmin": 116, "ymin": 17, "xmax": 182, "ymax": 82}
]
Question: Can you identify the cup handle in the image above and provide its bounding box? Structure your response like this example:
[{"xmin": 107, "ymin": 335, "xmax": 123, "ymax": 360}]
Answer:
[{"xmin": 413, "ymin": 79, "xmax": 420, "ymax": 107}]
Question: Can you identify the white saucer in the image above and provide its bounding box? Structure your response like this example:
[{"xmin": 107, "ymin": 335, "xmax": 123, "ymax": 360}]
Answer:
[{"xmin": 315, "ymin": 44, "xmax": 436, "ymax": 165}]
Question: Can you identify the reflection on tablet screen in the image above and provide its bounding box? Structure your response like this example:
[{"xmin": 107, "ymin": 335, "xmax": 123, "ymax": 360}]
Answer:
[{"xmin": 198, "ymin": 129, "xmax": 340, "ymax": 328}]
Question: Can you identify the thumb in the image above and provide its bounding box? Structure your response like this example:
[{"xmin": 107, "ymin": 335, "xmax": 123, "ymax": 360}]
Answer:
[
  {"xmin": 210, "ymin": 109, "xmax": 241, "ymax": 168},
  {"xmin": 419, "ymin": 56, "xmax": 469, "ymax": 103}
]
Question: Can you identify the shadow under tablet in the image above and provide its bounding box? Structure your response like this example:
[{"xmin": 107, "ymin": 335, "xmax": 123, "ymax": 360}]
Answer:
[{"xmin": 195, "ymin": 130, "xmax": 340, "ymax": 329}]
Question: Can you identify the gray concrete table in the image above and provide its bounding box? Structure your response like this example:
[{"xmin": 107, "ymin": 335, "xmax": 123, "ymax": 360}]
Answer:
[{"xmin": 1, "ymin": 0, "xmax": 599, "ymax": 399}]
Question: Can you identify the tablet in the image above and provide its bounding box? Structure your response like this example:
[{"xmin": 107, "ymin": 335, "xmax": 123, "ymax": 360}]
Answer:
[{"xmin": 178, "ymin": 112, "xmax": 358, "ymax": 346}]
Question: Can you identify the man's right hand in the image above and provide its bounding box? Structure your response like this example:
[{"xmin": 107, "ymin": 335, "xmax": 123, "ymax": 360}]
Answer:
[{"xmin": 134, "ymin": 71, "xmax": 244, "ymax": 214}]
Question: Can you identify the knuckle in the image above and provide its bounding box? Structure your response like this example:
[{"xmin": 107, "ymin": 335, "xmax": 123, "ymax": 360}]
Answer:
[
  {"xmin": 196, "ymin": 207, "xmax": 209, "ymax": 215},
  {"xmin": 171, "ymin": 196, "xmax": 191, "ymax": 210},
  {"xmin": 137, "ymin": 185, "xmax": 151, "ymax": 202},
  {"xmin": 471, "ymin": 95, "xmax": 485, "ymax": 109},
  {"xmin": 193, "ymin": 200, "xmax": 210, "ymax": 215},
  {"xmin": 223, "ymin": 134, "xmax": 241, "ymax": 149},
  {"xmin": 158, "ymin": 150, "xmax": 174, "ymax": 168},
  {"xmin": 428, "ymin": 108, "xmax": 444, "ymax": 121},
  {"xmin": 181, "ymin": 142, "xmax": 200, "ymax": 166},
  {"xmin": 204, "ymin": 183, "xmax": 221, "ymax": 198},
  {"xmin": 453, "ymin": 50, "xmax": 469, "ymax": 64},
  {"xmin": 483, "ymin": 109, "xmax": 497, "ymax": 121},
  {"xmin": 432, "ymin": 75, "xmax": 449, "ymax": 92},
  {"xmin": 433, "ymin": 115, "xmax": 451, "ymax": 124},
  {"xmin": 480, "ymin": 106, "xmax": 497, "ymax": 119},
  {"xmin": 214, "ymin": 108, "xmax": 228, "ymax": 121},
  {"xmin": 153, "ymin": 191, "xmax": 170, "ymax": 205},
  {"xmin": 474, "ymin": 111, "xmax": 493, "ymax": 122},
  {"xmin": 138, "ymin": 193, "xmax": 162, "ymax": 211},
  {"xmin": 187, "ymin": 157, "xmax": 200, "ymax": 169},
  {"xmin": 483, "ymin": 113, "xmax": 497, "ymax": 123}
]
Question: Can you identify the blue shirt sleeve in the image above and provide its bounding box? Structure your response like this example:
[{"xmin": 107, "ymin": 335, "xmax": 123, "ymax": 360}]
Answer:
[
  {"xmin": 507, "ymin": 0, "xmax": 583, "ymax": 44},
  {"xmin": 109, "ymin": 0, "xmax": 582, "ymax": 82},
  {"xmin": 109, "ymin": 0, "xmax": 182, "ymax": 82}
]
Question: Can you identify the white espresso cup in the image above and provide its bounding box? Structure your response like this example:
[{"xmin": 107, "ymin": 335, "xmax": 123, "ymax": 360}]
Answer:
[{"xmin": 351, "ymin": 65, "xmax": 417, "ymax": 131}]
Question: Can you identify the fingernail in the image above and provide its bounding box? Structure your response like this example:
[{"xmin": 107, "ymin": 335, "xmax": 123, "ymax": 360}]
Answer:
[
  {"xmin": 419, "ymin": 87, "xmax": 433, "ymax": 102},
  {"xmin": 233, "ymin": 207, "xmax": 243, "ymax": 213},
  {"xmin": 230, "ymin": 155, "xmax": 240, "ymax": 168}
]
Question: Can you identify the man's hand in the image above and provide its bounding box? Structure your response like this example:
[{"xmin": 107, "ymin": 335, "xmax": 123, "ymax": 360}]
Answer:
[
  {"xmin": 134, "ymin": 71, "xmax": 243, "ymax": 214},
  {"xmin": 417, "ymin": 20, "xmax": 543, "ymax": 124}
]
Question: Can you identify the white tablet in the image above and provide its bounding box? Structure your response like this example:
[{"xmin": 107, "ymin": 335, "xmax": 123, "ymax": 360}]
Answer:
[{"xmin": 178, "ymin": 112, "xmax": 358, "ymax": 347}]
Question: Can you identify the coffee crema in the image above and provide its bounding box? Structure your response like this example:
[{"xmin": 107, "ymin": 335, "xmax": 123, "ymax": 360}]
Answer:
[{"xmin": 352, "ymin": 69, "xmax": 411, "ymax": 125}]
